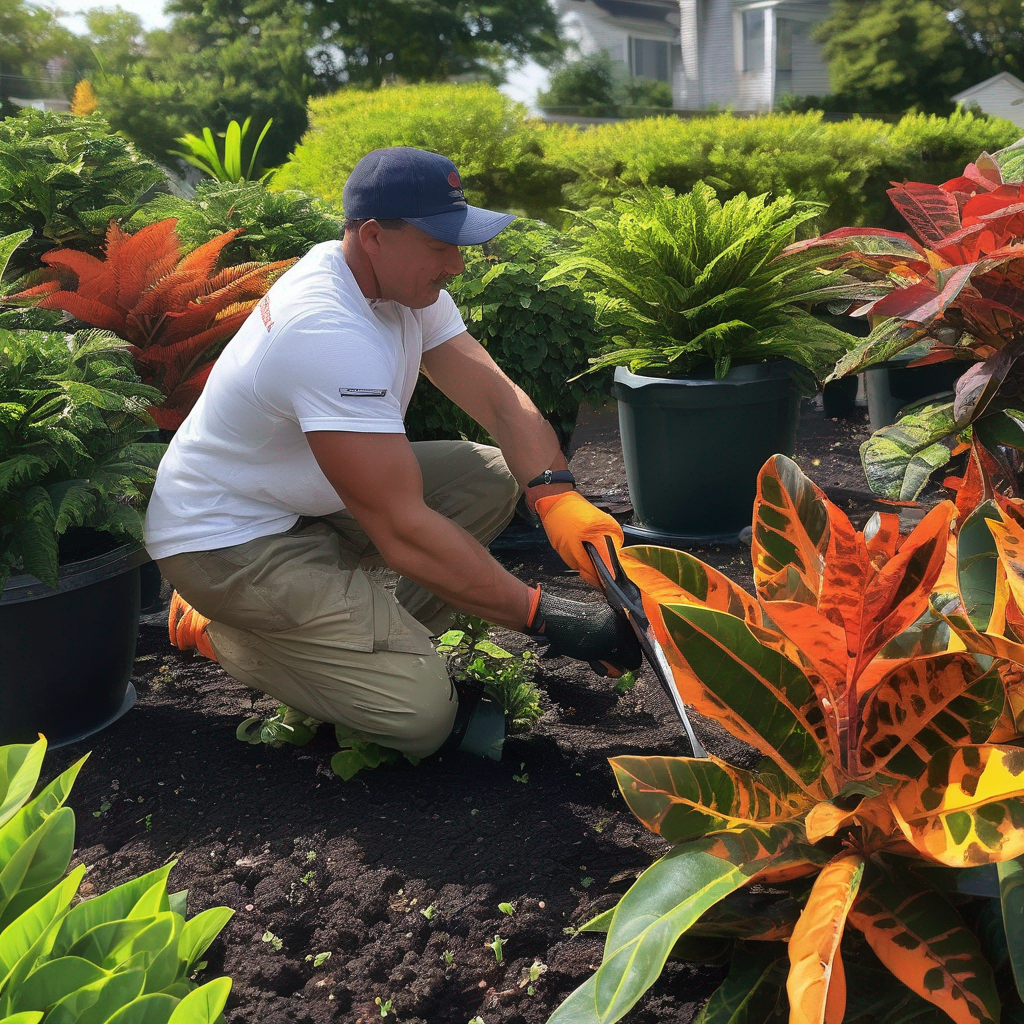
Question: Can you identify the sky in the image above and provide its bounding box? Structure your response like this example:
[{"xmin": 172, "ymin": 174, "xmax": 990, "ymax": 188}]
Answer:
[{"xmin": 55, "ymin": 0, "xmax": 551, "ymax": 110}]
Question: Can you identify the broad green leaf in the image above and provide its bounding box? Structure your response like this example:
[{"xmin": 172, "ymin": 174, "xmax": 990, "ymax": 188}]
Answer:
[
  {"xmin": 167, "ymin": 977, "xmax": 231, "ymax": 1024},
  {"xmin": 178, "ymin": 908, "xmax": 233, "ymax": 973},
  {"xmin": 11, "ymin": 956, "xmax": 106, "ymax": 1012},
  {"xmin": 696, "ymin": 944, "xmax": 788, "ymax": 1024},
  {"xmin": 689, "ymin": 885, "xmax": 808, "ymax": 941},
  {"xmin": 64, "ymin": 918, "xmax": 154, "ymax": 967},
  {"xmin": 101, "ymin": 992, "xmax": 178, "ymax": 1024},
  {"xmin": 849, "ymin": 873, "xmax": 1000, "ymax": 1024},
  {"xmin": 139, "ymin": 915, "xmax": 184, "ymax": 993},
  {"xmin": 127, "ymin": 880, "xmax": 171, "ymax": 921},
  {"xmin": 0, "ymin": 230, "xmax": 31, "ymax": 284},
  {"xmin": 610, "ymin": 755, "xmax": 808, "ymax": 844},
  {"xmin": 52, "ymin": 864, "xmax": 174, "ymax": 956},
  {"xmin": 890, "ymin": 744, "xmax": 1024, "ymax": 867},
  {"xmin": 547, "ymin": 824, "xmax": 809, "ymax": 1024},
  {"xmin": 998, "ymin": 856, "xmax": 1024, "ymax": 1001},
  {"xmin": 859, "ymin": 400, "xmax": 956, "ymax": 501},
  {"xmin": 0, "ymin": 742, "xmax": 47, "ymax": 831},
  {"xmin": 223, "ymin": 122, "xmax": 241, "ymax": 182},
  {"xmin": 750, "ymin": 454, "xmax": 829, "ymax": 604},
  {"xmin": 787, "ymin": 852, "xmax": 863, "ymax": 1024},
  {"xmin": 0, "ymin": 809, "xmax": 72, "ymax": 924},
  {"xmin": 975, "ymin": 408, "xmax": 1024, "ymax": 452},
  {"xmin": 43, "ymin": 967, "xmax": 147, "ymax": 1024},
  {"xmin": 956, "ymin": 501, "xmax": 1001, "ymax": 631},
  {"xmin": 661, "ymin": 605, "xmax": 828, "ymax": 792},
  {"xmin": 0, "ymin": 1014, "xmax": 43, "ymax": 1024},
  {"xmin": 857, "ymin": 657, "xmax": 1003, "ymax": 780}
]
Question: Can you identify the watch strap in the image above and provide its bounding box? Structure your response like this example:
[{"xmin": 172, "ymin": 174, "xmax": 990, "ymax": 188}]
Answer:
[{"xmin": 526, "ymin": 469, "xmax": 576, "ymax": 489}]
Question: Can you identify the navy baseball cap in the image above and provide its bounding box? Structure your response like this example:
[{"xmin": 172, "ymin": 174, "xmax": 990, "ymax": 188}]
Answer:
[{"xmin": 342, "ymin": 147, "xmax": 515, "ymax": 245}]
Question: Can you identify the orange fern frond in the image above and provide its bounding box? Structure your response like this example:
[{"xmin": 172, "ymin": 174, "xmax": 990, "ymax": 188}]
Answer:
[
  {"xmin": 36, "ymin": 292, "xmax": 126, "ymax": 334},
  {"xmin": 115, "ymin": 220, "xmax": 181, "ymax": 312},
  {"xmin": 149, "ymin": 362, "xmax": 217, "ymax": 430},
  {"xmin": 42, "ymin": 248, "xmax": 119, "ymax": 308},
  {"xmin": 176, "ymin": 229, "xmax": 244, "ymax": 279}
]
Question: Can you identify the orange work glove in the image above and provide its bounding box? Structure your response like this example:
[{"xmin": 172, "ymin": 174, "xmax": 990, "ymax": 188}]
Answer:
[
  {"xmin": 168, "ymin": 590, "xmax": 217, "ymax": 661},
  {"xmin": 534, "ymin": 491, "xmax": 624, "ymax": 588}
]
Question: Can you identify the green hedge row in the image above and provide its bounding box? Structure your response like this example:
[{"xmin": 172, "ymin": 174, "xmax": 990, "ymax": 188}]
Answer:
[{"xmin": 276, "ymin": 85, "xmax": 1021, "ymax": 233}]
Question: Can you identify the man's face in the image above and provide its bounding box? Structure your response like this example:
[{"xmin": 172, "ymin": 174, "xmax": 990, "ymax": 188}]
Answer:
[{"xmin": 366, "ymin": 222, "xmax": 465, "ymax": 309}]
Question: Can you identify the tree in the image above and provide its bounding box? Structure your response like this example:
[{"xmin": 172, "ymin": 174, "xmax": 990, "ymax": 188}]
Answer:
[
  {"xmin": 81, "ymin": 7, "xmax": 147, "ymax": 79},
  {"xmin": 538, "ymin": 52, "xmax": 617, "ymax": 115},
  {"xmin": 0, "ymin": 0, "xmax": 80, "ymax": 110},
  {"xmin": 815, "ymin": 0, "xmax": 1024, "ymax": 114},
  {"xmin": 164, "ymin": 0, "xmax": 562, "ymax": 88}
]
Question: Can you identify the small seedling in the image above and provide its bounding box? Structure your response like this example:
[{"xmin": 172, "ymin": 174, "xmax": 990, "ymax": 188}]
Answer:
[
  {"xmin": 300, "ymin": 870, "xmax": 315, "ymax": 887},
  {"xmin": 497, "ymin": 902, "xmax": 514, "ymax": 916},
  {"xmin": 615, "ymin": 670, "xmax": 637, "ymax": 694},
  {"xmin": 306, "ymin": 850, "xmax": 316, "ymax": 863},
  {"xmin": 512, "ymin": 762, "xmax": 529, "ymax": 784},
  {"xmin": 580, "ymin": 876, "xmax": 595, "ymax": 888},
  {"xmin": 374, "ymin": 995, "xmax": 393, "ymax": 1017},
  {"xmin": 469, "ymin": 1018, "xmax": 486, "ymax": 1024},
  {"xmin": 92, "ymin": 798, "xmax": 112, "ymax": 818},
  {"xmin": 144, "ymin": 813, "xmax": 153, "ymax": 831},
  {"xmin": 420, "ymin": 904, "xmax": 436, "ymax": 920},
  {"xmin": 261, "ymin": 929, "xmax": 283, "ymax": 951},
  {"xmin": 521, "ymin": 960, "xmax": 547, "ymax": 995},
  {"xmin": 305, "ymin": 951, "xmax": 331, "ymax": 967},
  {"xmin": 441, "ymin": 949, "xmax": 455, "ymax": 965},
  {"xmin": 487, "ymin": 935, "xmax": 504, "ymax": 963}
]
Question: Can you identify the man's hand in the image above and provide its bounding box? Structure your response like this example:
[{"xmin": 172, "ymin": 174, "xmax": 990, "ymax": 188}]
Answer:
[
  {"xmin": 534, "ymin": 491, "xmax": 624, "ymax": 588},
  {"xmin": 524, "ymin": 586, "xmax": 641, "ymax": 677}
]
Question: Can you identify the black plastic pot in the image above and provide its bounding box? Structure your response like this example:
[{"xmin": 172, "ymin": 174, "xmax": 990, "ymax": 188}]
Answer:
[
  {"xmin": 865, "ymin": 355, "xmax": 965, "ymax": 431},
  {"xmin": 612, "ymin": 361, "xmax": 801, "ymax": 544},
  {"xmin": 0, "ymin": 538, "xmax": 145, "ymax": 747},
  {"xmin": 822, "ymin": 375, "xmax": 860, "ymax": 418}
]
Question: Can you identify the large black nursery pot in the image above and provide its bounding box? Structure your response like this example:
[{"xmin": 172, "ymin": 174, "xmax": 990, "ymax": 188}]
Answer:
[
  {"xmin": 613, "ymin": 360, "xmax": 801, "ymax": 544},
  {"xmin": 865, "ymin": 350, "xmax": 965, "ymax": 431},
  {"xmin": 0, "ymin": 532, "xmax": 144, "ymax": 746}
]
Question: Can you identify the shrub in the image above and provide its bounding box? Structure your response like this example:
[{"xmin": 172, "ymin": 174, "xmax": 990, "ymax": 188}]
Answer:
[
  {"xmin": 273, "ymin": 83, "xmax": 568, "ymax": 221},
  {"xmin": 537, "ymin": 52, "xmax": 618, "ymax": 117},
  {"xmin": 405, "ymin": 220, "xmax": 608, "ymax": 446},
  {"xmin": 0, "ymin": 736, "xmax": 234, "ymax": 1019},
  {"xmin": 0, "ymin": 111, "xmax": 167, "ymax": 275},
  {"xmin": 128, "ymin": 180, "xmax": 343, "ymax": 265},
  {"xmin": 540, "ymin": 109, "xmax": 1019, "ymax": 232}
]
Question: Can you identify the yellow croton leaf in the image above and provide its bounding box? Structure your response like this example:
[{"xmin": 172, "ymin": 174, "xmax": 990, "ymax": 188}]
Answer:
[
  {"xmin": 804, "ymin": 792, "xmax": 895, "ymax": 844},
  {"xmin": 787, "ymin": 851, "xmax": 863, "ymax": 1024},
  {"xmin": 889, "ymin": 744, "xmax": 1024, "ymax": 867}
]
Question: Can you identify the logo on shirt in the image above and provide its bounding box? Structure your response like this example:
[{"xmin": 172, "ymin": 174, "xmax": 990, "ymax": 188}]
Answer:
[
  {"xmin": 259, "ymin": 296, "xmax": 274, "ymax": 332},
  {"xmin": 339, "ymin": 387, "xmax": 387, "ymax": 397}
]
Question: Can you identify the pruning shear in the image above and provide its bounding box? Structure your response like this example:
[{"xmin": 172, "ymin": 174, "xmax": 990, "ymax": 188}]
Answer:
[{"xmin": 583, "ymin": 537, "xmax": 707, "ymax": 759}]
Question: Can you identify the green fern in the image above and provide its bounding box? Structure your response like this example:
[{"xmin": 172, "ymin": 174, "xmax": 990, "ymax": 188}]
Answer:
[
  {"xmin": 542, "ymin": 184, "xmax": 864, "ymax": 380},
  {"xmin": 0, "ymin": 328, "xmax": 165, "ymax": 593}
]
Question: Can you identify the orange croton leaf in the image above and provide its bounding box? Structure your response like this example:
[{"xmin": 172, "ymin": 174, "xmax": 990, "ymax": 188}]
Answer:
[
  {"xmin": 786, "ymin": 851, "xmax": 863, "ymax": 1024},
  {"xmin": 8, "ymin": 218, "xmax": 295, "ymax": 427}
]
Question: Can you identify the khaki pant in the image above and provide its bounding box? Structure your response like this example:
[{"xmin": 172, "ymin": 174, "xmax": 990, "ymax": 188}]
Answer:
[{"xmin": 157, "ymin": 441, "xmax": 519, "ymax": 758}]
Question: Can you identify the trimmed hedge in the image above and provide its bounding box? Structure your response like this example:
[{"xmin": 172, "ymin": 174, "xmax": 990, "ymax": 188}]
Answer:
[
  {"xmin": 278, "ymin": 86, "xmax": 1019, "ymax": 233},
  {"xmin": 273, "ymin": 84, "xmax": 568, "ymax": 221}
]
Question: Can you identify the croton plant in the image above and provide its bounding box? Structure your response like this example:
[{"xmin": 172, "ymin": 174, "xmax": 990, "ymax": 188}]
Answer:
[
  {"xmin": 790, "ymin": 151, "xmax": 1024, "ymax": 503},
  {"xmin": 548, "ymin": 454, "xmax": 1024, "ymax": 1024},
  {"xmin": 6, "ymin": 219, "xmax": 294, "ymax": 429}
]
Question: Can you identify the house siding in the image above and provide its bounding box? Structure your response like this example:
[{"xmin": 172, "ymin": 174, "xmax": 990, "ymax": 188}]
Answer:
[{"xmin": 956, "ymin": 78, "xmax": 1024, "ymax": 128}]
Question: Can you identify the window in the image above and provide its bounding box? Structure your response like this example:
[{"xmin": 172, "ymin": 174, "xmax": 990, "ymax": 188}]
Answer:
[
  {"xmin": 630, "ymin": 37, "xmax": 670, "ymax": 82},
  {"xmin": 776, "ymin": 17, "xmax": 794, "ymax": 72},
  {"xmin": 742, "ymin": 9, "xmax": 765, "ymax": 72}
]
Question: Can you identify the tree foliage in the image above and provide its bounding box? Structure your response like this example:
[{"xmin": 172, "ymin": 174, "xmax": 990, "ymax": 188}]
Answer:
[{"xmin": 816, "ymin": 0, "xmax": 1024, "ymax": 114}]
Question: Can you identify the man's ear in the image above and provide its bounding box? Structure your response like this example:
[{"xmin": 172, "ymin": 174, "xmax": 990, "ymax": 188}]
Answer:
[{"xmin": 358, "ymin": 220, "xmax": 384, "ymax": 255}]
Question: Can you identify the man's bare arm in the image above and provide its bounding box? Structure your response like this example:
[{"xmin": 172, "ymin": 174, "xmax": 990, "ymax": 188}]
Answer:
[
  {"xmin": 305, "ymin": 430, "xmax": 532, "ymax": 630},
  {"xmin": 421, "ymin": 332, "xmax": 576, "ymax": 508}
]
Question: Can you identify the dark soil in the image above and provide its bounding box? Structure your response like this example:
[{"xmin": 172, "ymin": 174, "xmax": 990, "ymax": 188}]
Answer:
[{"xmin": 47, "ymin": 398, "xmax": 892, "ymax": 1024}]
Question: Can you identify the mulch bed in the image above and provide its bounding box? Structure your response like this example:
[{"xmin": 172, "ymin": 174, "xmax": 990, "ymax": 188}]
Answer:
[{"xmin": 47, "ymin": 397, "xmax": 890, "ymax": 1024}]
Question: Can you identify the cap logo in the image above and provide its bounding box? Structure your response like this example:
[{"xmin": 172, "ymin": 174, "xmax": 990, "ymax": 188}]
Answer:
[{"xmin": 447, "ymin": 171, "xmax": 461, "ymax": 188}]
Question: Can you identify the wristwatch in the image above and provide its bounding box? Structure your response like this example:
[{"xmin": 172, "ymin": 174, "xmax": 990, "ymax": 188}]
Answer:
[{"xmin": 526, "ymin": 469, "xmax": 576, "ymax": 488}]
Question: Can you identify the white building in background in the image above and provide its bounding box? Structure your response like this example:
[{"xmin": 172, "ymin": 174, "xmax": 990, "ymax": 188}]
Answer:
[
  {"xmin": 554, "ymin": 0, "xmax": 832, "ymax": 111},
  {"xmin": 953, "ymin": 72, "xmax": 1024, "ymax": 130}
]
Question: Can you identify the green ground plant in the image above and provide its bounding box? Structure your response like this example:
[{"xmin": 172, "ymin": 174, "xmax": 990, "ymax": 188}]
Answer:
[
  {"xmin": 128, "ymin": 180, "xmax": 343, "ymax": 265},
  {"xmin": 0, "ymin": 111, "xmax": 167, "ymax": 275},
  {"xmin": 170, "ymin": 117, "xmax": 276, "ymax": 184},
  {"xmin": 0, "ymin": 737, "xmax": 234, "ymax": 1020}
]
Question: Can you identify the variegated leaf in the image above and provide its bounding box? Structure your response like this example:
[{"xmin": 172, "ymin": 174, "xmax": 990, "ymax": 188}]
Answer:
[
  {"xmin": 957, "ymin": 501, "xmax": 1002, "ymax": 631},
  {"xmin": 804, "ymin": 791, "xmax": 896, "ymax": 844},
  {"xmin": 828, "ymin": 318, "xmax": 930, "ymax": 381},
  {"xmin": 857, "ymin": 656, "xmax": 1003, "ymax": 779},
  {"xmin": 696, "ymin": 944, "xmax": 788, "ymax": 1023},
  {"xmin": 548, "ymin": 824, "xmax": 811, "ymax": 1024},
  {"xmin": 610, "ymin": 755, "xmax": 810, "ymax": 845},
  {"xmin": 690, "ymin": 888, "xmax": 807, "ymax": 942},
  {"xmin": 890, "ymin": 744, "xmax": 1024, "ymax": 867},
  {"xmin": 848, "ymin": 873, "xmax": 1000, "ymax": 1024},
  {"xmin": 750, "ymin": 455, "xmax": 829, "ymax": 604},
  {"xmin": 990, "ymin": 663, "xmax": 1024, "ymax": 743},
  {"xmin": 787, "ymin": 852, "xmax": 863, "ymax": 1024},
  {"xmin": 661, "ymin": 604, "xmax": 829, "ymax": 794},
  {"xmin": 863, "ymin": 512, "xmax": 901, "ymax": 567}
]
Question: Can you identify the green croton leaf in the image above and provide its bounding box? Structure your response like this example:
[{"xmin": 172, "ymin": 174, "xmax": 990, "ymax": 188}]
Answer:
[
  {"xmin": 827, "ymin": 317, "xmax": 929, "ymax": 382},
  {"xmin": 859, "ymin": 399, "xmax": 956, "ymax": 501},
  {"xmin": 695, "ymin": 943, "xmax": 788, "ymax": 1024}
]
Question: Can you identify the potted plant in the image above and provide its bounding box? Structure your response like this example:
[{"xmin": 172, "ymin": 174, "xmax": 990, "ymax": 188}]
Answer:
[
  {"xmin": 0, "ymin": 234, "xmax": 165, "ymax": 745},
  {"xmin": 542, "ymin": 184, "xmax": 870, "ymax": 543},
  {"xmin": 791, "ymin": 150, "xmax": 1024, "ymax": 501},
  {"xmin": 547, "ymin": 454, "xmax": 1024, "ymax": 1023}
]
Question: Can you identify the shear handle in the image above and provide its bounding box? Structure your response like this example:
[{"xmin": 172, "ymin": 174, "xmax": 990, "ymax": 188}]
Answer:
[{"xmin": 582, "ymin": 538, "xmax": 646, "ymax": 625}]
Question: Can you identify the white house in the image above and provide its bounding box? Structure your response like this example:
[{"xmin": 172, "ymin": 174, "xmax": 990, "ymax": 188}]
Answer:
[
  {"xmin": 554, "ymin": 0, "xmax": 832, "ymax": 111},
  {"xmin": 953, "ymin": 72, "xmax": 1024, "ymax": 130}
]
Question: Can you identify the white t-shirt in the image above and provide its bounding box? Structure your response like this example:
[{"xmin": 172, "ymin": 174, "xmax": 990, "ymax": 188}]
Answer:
[{"xmin": 144, "ymin": 241, "xmax": 466, "ymax": 559}]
